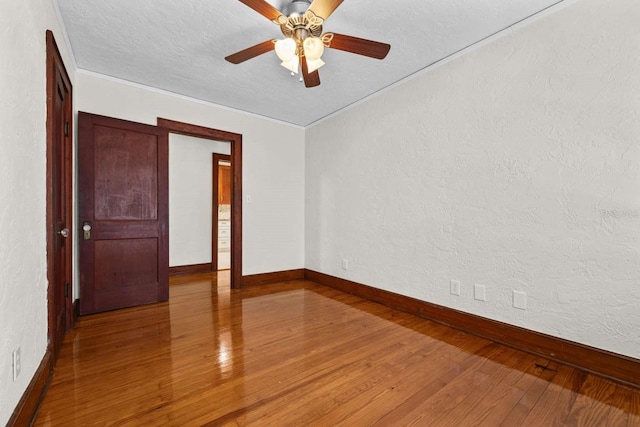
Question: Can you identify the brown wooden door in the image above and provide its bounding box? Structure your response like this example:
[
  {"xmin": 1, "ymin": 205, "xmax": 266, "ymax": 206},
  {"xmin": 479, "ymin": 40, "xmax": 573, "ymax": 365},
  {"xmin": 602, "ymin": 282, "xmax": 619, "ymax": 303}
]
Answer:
[
  {"xmin": 78, "ymin": 112, "xmax": 169, "ymax": 315},
  {"xmin": 46, "ymin": 31, "xmax": 73, "ymax": 358},
  {"xmin": 219, "ymin": 163, "xmax": 231, "ymax": 204}
]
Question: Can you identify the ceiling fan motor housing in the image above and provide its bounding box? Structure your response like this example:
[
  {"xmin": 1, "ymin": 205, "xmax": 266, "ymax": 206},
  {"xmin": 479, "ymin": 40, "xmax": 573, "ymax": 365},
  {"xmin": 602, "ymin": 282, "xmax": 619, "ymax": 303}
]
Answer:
[
  {"xmin": 284, "ymin": 0, "xmax": 312, "ymax": 17},
  {"xmin": 279, "ymin": 0, "xmax": 323, "ymax": 41}
]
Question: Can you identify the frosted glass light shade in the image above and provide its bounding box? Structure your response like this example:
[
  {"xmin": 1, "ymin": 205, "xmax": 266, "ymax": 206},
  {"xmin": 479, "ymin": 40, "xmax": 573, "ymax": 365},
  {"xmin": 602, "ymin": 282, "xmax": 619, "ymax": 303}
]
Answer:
[
  {"xmin": 281, "ymin": 56, "xmax": 299, "ymax": 74},
  {"xmin": 306, "ymin": 58, "xmax": 325, "ymax": 73},
  {"xmin": 275, "ymin": 38, "xmax": 297, "ymax": 61},
  {"xmin": 303, "ymin": 37, "xmax": 324, "ymax": 60}
]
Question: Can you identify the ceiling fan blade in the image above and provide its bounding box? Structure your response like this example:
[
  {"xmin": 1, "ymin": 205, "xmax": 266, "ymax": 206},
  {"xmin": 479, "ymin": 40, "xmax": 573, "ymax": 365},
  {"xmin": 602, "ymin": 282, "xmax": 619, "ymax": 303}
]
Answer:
[
  {"xmin": 301, "ymin": 56, "xmax": 321, "ymax": 88},
  {"xmin": 237, "ymin": 0, "xmax": 284, "ymax": 23},
  {"xmin": 325, "ymin": 33, "xmax": 390, "ymax": 60},
  {"xmin": 225, "ymin": 40, "xmax": 275, "ymax": 64},
  {"xmin": 308, "ymin": 0, "xmax": 344, "ymax": 20}
]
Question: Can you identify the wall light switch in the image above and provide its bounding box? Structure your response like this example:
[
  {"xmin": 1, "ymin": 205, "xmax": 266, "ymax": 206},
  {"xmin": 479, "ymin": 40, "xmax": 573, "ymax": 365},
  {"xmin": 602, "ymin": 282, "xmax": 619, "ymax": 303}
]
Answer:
[
  {"xmin": 474, "ymin": 284, "xmax": 486, "ymax": 301},
  {"xmin": 342, "ymin": 259, "xmax": 349, "ymax": 270},
  {"xmin": 513, "ymin": 290, "xmax": 527, "ymax": 310},
  {"xmin": 12, "ymin": 347, "xmax": 21, "ymax": 381},
  {"xmin": 450, "ymin": 280, "xmax": 461, "ymax": 296}
]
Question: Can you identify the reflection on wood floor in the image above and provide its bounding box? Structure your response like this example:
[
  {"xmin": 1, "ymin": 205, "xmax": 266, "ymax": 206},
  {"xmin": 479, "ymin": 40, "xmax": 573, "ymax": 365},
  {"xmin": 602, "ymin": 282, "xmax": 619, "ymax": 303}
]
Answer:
[{"xmin": 35, "ymin": 272, "xmax": 640, "ymax": 426}]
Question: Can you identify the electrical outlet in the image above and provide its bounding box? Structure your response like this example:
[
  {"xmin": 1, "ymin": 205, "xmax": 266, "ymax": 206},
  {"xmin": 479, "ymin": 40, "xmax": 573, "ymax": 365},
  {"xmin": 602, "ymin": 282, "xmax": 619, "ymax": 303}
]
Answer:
[
  {"xmin": 12, "ymin": 347, "xmax": 21, "ymax": 381},
  {"xmin": 450, "ymin": 280, "xmax": 461, "ymax": 296},
  {"xmin": 474, "ymin": 284, "xmax": 486, "ymax": 301},
  {"xmin": 513, "ymin": 290, "xmax": 527, "ymax": 310},
  {"xmin": 342, "ymin": 259, "xmax": 349, "ymax": 270}
]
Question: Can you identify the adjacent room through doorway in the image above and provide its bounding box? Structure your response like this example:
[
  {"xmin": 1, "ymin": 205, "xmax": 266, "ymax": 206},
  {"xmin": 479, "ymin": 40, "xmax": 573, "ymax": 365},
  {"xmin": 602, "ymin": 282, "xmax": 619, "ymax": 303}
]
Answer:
[
  {"xmin": 213, "ymin": 154, "xmax": 232, "ymax": 270},
  {"xmin": 168, "ymin": 133, "xmax": 231, "ymax": 275}
]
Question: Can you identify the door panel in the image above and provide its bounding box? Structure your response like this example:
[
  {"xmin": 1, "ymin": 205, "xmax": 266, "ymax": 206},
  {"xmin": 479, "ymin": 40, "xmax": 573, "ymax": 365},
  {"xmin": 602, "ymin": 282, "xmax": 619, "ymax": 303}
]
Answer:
[
  {"xmin": 218, "ymin": 163, "xmax": 231, "ymax": 204},
  {"xmin": 94, "ymin": 126, "xmax": 159, "ymax": 220},
  {"xmin": 79, "ymin": 112, "xmax": 168, "ymax": 315},
  {"xmin": 52, "ymin": 71, "xmax": 69, "ymax": 339}
]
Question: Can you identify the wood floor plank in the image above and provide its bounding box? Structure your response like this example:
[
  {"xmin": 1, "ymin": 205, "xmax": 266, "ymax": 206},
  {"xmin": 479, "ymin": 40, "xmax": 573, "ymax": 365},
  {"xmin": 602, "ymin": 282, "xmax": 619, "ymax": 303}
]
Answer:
[
  {"xmin": 519, "ymin": 363, "xmax": 585, "ymax": 426},
  {"xmin": 339, "ymin": 343, "xmax": 498, "ymax": 426},
  {"xmin": 564, "ymin": 374, "xmax": 619, "ymax": 426},
  {"xmin": 374, "ymin": 345, "xmax": 538, "ymax": 426},
  {"xmin": 263, "ymin": 334, "xmax": 485, "ymax": 426},
  {"xmin": 222, "ymin": 323, "xmax": 433, "ymax": 423},
  {"xmin": 498, "ymin": 360, "xmax": 560, "ymax": 426},
  {"xmin": 114, "ymin": 296, "xmax": 431, "ymax": 425},
  {"xmin": 33, "ymin": 273, "xmax": 640, "ymax": 426},
  {"xmin": 230, "ymin": 337, "xmax": 440, "ymax": 425},
  {"xmin": 454, "ymin": 352, "xmax": 543, "ymax": 426},
  {"xmin": 626, "ymin": 384, "xmax": 640, "ymax": 426}
]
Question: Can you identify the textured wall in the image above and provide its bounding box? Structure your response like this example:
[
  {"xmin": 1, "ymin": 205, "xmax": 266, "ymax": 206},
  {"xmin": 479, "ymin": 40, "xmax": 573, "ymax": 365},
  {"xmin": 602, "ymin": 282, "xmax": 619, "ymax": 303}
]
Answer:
[
  {"xmin": 0, "ymin": 1, "xmax": 75, "ymax": 424},
  {"xmin": 76, "ymin": 71, "xmax": 305, "ymax": 276},
  {"xmin": 169, "ymin": 134, "xmax": 230, "ymax": 267},
  {"xmin": 306, "ymin": 0, "xmax": 640, "ymax": 358}
]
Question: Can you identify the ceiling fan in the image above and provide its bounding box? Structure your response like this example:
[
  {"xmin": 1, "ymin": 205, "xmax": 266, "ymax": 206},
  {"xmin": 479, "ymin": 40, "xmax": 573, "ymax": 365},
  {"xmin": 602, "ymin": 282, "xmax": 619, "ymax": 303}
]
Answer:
[{"xmin": 225, "ymin": 0, "xmax": 391, "ymax": 88}]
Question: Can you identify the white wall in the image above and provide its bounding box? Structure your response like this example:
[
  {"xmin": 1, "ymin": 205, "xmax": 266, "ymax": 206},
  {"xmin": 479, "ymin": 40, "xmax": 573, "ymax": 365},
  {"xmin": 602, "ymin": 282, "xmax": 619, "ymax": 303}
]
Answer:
[
  {"xmin": 169, "ymin": 134, "xmax": 230, "ymax": 267},
  {"xmin": 75, "ymin": 71, "xmax": 306, "ymax": 276},
  {"xmin": 0, "ymin": 1, "xmax": 75, "ymax": 424},
  {"xmin": 306, "ymin": 0, "xmax": 640, "ymax": 359}
]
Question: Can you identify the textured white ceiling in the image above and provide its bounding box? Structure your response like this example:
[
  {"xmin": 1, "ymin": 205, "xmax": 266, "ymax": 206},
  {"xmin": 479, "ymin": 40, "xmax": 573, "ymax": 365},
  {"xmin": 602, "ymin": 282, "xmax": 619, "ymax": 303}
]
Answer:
[{"xmin": 56, "ymin": 0, "xmax": 562, "ymax": 127}]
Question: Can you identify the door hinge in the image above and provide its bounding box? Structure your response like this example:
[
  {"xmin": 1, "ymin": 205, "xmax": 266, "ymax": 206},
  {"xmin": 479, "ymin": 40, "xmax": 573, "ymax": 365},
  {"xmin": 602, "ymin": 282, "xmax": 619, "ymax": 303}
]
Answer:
[
  {"xmin": 65, "ymin": 283, "xmax": 70, "ymax": 298},
  {"xmin": 64, "ymin": 122, "xmax": 70, "ymax": 137}
]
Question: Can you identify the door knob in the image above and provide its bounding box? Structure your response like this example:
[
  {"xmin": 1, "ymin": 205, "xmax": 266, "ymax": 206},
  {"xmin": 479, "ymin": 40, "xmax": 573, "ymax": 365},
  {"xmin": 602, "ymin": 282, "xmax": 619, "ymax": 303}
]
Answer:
[
  {"xmin": 59, "ymin": 228, "xmax": 70, "ymax": 238},
  {"xmin": 83, "ymin": 222, "xmax": 92, "ymax": 240}
]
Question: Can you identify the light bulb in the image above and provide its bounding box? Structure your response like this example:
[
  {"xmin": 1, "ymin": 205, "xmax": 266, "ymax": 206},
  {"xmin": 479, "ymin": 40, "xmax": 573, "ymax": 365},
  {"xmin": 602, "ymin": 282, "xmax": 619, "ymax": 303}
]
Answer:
[
  {"xmin": 303, "ymin": 37, "xmax": 324, "ymax": 61},
  {"xmin": 275, "ymin": 38, "xmax": 297, "ymax": 62},
  {"xmin": 306, "ymin": 58, "xmax": 325, "ymax": 73},
  {"xmin": 280, "ymin": 55, "xmax": 299, "ymax": 74}
]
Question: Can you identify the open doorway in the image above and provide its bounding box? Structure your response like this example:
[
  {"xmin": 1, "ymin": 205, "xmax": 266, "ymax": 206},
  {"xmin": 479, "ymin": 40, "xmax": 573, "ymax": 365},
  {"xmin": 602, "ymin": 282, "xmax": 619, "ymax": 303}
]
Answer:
[
  {"xmin": 212, "ymin": 154, "xmax": 231, "ymax": 271},
  {"xmin": 159, "ymin": 117, "xmax": 243, "ymax": 289},
  {"xmin": 168, "ymin": 134, "xmax": 230, "ymax": 274}
]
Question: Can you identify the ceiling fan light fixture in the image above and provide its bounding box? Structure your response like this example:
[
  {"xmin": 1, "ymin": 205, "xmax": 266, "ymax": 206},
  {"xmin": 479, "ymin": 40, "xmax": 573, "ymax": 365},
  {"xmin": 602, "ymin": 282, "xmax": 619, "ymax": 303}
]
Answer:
[
  {"xmin": 275, "ymin": 38, "xmax": 297, "ymax": 61},
  {"xmin": 303, "ymin": 36, "xmax": 324, "ymax": 60},
  {"xmin": 306, "ymin": 57, "xmax": 325, "ymax": 73},
  {"xmin": 227, "ymin": 0, "xmax": 390, "ymax": 88},
  {"xmin": 280, "ymin": 55, "xmax": 300, "ymax": 74}
]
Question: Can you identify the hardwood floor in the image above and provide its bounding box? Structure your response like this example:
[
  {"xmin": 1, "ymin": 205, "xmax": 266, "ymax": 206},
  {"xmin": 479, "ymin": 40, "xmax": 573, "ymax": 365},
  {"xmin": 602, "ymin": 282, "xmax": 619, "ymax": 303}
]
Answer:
[{"xmin": 35, "ymin": 272, "xmax": 640, "ymax": 426}]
